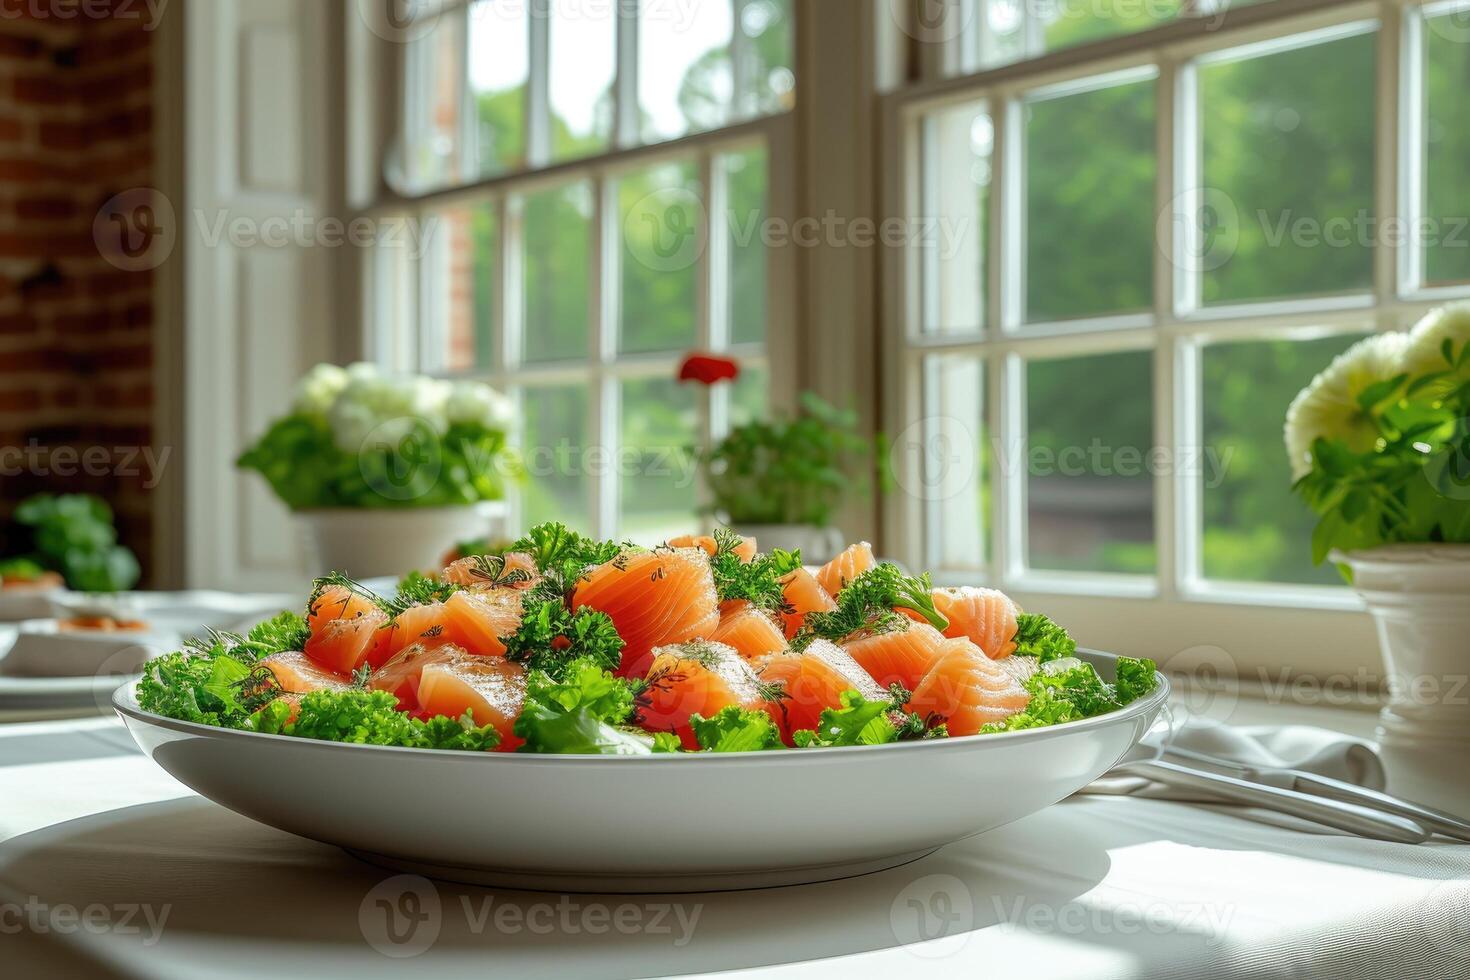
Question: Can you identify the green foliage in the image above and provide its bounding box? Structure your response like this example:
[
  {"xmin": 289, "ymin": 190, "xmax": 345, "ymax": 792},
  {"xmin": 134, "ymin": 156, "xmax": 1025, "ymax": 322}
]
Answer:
[
  {"xmin": 1011, "ymin": 614, "xmax": 1077, "ymax": 663},
  {"xmin": 700, "ymin": 394, "xmax": 875, "ymax": 526},
  {"xmin": 791, "ymin": 690, "xmax": 911, "ymax": 748},
  {"xmin": 241, "ymin": 611, "xmax": 310, "ymax": 658},
  {"xmin": 1294, "ymin": 342, "xmax": 1470, "ymax": 564},
  {"xmin": 982, "ymin": 654, "xmax": 1160, "ymax": 733},
  {"xmin": 793, "ymin": 563, "xmax": 947, "ymax": 649},
  {"xmin": 512, "ymin": 659, "xmax": 654, "ymax": 755},
  {"xmin": 246, "ymin": 690, "xmax": 500, "ymax": 751},
  {"xmin": 688, "ymin": 706, "xmax": 784, "ymax": 752},
  {"xmin": 706, "ymin": 527, "xmax": 801, "ymax": 612},
  {"xmin": 237, "ymin": 416, "xmax": 509, "ymax": 510},
  {"xmin": 7, "ymin": 493, "xmax": 139, "ymax": 592}
]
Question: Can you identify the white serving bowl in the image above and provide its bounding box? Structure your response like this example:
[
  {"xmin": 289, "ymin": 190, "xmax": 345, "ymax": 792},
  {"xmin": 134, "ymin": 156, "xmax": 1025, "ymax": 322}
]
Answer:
[{"xmin": 114, "ymin": 650, "xmax": 1167, "ymax": 893}]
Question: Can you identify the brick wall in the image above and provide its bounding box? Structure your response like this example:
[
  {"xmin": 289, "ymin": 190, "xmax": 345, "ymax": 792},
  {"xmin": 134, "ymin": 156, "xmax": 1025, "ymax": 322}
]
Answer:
[{"xmin": 0, "ymin": 8, "xmax": 156, "ymax": 581}]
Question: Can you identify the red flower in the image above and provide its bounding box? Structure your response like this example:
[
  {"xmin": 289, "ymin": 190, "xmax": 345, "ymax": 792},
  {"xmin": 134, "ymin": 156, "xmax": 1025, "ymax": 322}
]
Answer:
[{"xmin": 677, "ymin": 352, "xmax": 740, "ymax": 386}]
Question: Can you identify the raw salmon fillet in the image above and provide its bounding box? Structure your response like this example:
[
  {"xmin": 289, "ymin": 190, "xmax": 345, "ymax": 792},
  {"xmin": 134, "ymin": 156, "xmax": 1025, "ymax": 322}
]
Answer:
[
  {"xmin": 905, "ymin": 586, "xmax": 1020, "ymax": 658},
  {"xmin": 841, "ymin": 621, "xmax": 947, "ymax": 690},
  {"xmin": 777, "ymin": 567, "xmax": 837, "ymax": 638},
  {"xmin": 756, "ymin": 639, "xmax": 886, "ymax": 743},
  {"xmin": 666, "ymin": 533, "xmax": 757, "ymax": 563},
  {"xmin": 258, "ymin": 650, "xmax": 353, "ymax": 694},
  {"xmin": 571, "ymin": 547, "xmax": 720, "ymax": 678},
  {"xmin": 380, "ymin": 601, "xmax": 452, "ymax": 658},
  {"xmin": 815, "ymin": 542, "xmax": 876, "ymax": 598},
  {"xmin": 368, "ymin": 642, "xmax": 466, "ymax": 709},
  {"xmin": 441, "ymin": 588, "xmax": 522, "ymax": 656},
  {"xmin": 442, "ymin": 552, "xmax": 540, "ymax": 591},
  {"xmin": 304, "ymin": 584, "xmax": 389, "ymax": 674},
  {"xmin": 908, "ymin": 637, "xmax": 1030, "ymax": 736},
  {"xmin": 416, "ymin": 653, "xmax": 528, "ymax": 751},
  {"xmin": 636, "ymin": 641, "xmax": 766, "ymax": 749},
  {"xmin": 710, "ymin": 604, "xmax": 787, "ymax": 660}
]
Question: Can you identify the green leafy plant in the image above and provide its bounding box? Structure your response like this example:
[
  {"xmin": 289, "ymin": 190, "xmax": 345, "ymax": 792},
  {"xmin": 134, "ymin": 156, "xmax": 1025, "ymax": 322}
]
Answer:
[
  {"xmin": 236, "ymin": 363, "xmax": 515, "ymax": 510},
  {"xmin": 4, "ymin": 493, "xmax": 139, "ymax": 592},
  {"xmin": 1288, "ymin": 308, "xmax": 1470, "ymax": 568},
  {"xmin": 698, "ymin": 393, "xmax": 875, "ymax": 526}
]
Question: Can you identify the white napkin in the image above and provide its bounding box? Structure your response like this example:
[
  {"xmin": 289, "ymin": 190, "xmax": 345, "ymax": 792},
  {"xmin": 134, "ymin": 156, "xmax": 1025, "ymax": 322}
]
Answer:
[{"xmin": 1086, "ymin": 717, "xmax": 1386, "ymax": 801}]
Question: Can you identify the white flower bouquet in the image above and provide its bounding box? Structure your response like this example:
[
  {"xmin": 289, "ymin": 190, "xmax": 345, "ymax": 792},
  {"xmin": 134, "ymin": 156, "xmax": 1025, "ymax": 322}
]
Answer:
[
  {"xmin": 238, "ymin": 363, "xmax": 515, "ymax": 509},
  {"xmin": 1287, "ymin": 304, "xmax": 1470, "ymax": 565}
]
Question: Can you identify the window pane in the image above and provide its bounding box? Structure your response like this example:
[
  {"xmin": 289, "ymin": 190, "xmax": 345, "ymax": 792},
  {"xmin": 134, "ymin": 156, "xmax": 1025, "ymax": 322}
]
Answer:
[
  {"xmin": 620, "ymin": 376, "xmax": 699, "ymax": 543},
  {"xmin": 1201, "ymin": 334, "xmax": 1362, "ymax": 586},
  {"xmin": 729, "ymin": 361, "xmax": 768, "ymax": 428},
  {"xmin": 549, "ymin": 0, "xmax": 616, "ymax": 161},
  {"xmin": 438, "ymin": 204, "xmax": 496, "ymax": 372},
  {"xmin": 734, "ymin": 0, "xmax": 795, "ymax": 118},
  {"xmin": 722, "ymin": 145, "xmax": 768, "ymax": 345},
  {"xmin": 1027, "ymin": 351, "xmax": 1155, "ymax": 574},
  {"xmin": 1424, "ymin": 9, "xmax": 1470, "ymax": 285},
  {"xmin": 405, "ymin": 12, "xmax": 469, "ymax": 189},
  {"xmin": 1199, "ymin": 29, "xmax": 1376, "ymax": 305},
  {"xmin": 618, "ymin": 161, "xmax": 701, "ymax": 354},
  {"xmin": 640, "ymin": 0, "xmax": 733, "ymax": 142},
  {"xmin": 521, "ymin": 181, "xmax": 592, "ymax": 363},
  {"xmin": 469, "ymin": 0, "xmax": 530, "ymax": 175},
  {"xmin": 1025, "ymin": 74, "xmax": 1155, "ymax": 322},
  {"xmin": 922, "ymin": 100, "xmax": 990, "ymax": 334},
  {"xmin": 520, "ymin": 383, "xmax": 591, "ymax": 530},
  {"xmin": 922, "ymin": 354, "xmax": 989, "ymax": 571},
  {"xmin": 1040, "ymin": 0, "xmax": 1181, "ymax": 50}
]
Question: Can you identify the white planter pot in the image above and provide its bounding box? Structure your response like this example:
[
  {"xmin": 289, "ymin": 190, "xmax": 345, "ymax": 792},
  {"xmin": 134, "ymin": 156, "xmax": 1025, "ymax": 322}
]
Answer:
[
  {"xmin": 1333, "ymin": 543, "xmax": 1470, "ymax": 747},
  {"xmin": 732, "ymin": 524, "xmax": 846, "ymax": 565},
  {"xmin": 299, "ymin": 502, "xmax": 506, "ymax": 579}
]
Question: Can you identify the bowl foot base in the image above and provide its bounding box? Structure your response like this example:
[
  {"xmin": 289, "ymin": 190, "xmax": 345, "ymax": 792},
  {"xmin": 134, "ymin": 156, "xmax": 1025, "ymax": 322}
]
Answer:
[{"xmin": 343, "ymin": 846, "xmax": 941, "ymax": 894}]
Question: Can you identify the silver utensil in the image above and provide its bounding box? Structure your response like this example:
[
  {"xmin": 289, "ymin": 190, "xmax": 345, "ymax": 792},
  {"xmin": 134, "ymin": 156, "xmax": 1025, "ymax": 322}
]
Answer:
[
  {"xmin": 1113, "ymin": 712, "xmax": 1432, "ymax": 845},
  {"xmin": 1163, "ymin": 744, "xmax": 1470, "ymax": 844}
]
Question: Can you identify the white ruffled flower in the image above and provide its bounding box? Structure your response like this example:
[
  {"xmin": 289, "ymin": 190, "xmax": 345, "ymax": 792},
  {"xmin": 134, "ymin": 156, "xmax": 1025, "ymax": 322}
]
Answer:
[
  {"xmin": 1402, "ymin": 302, "xmax": 1470, "ymax": 381},
  {"xmin": 445, "ymin": 381, "xmax": 513, "ymax": 430},
  {"xmin": 1284, "ymin": 332, "xmax": 1409, "ymax": 480},
  {"xmin": 327, "ymin": 397, "xmax": 380, "ymax": 454},
  {"xmin": 291, "ymin": 363, "xmax": 348, "ymax": 416}
]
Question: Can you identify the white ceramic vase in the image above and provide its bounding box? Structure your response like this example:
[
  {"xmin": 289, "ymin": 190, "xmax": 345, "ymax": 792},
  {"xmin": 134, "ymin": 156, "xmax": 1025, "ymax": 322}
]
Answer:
[
  {"xmin": 299, "ymin": 502, "xmax": 506, "ymax": 579},
  {"xmin": 1333, "ymin": 543, "xmax": 1470, "ymax": 747},
  {"xmin": 732, "ymin": 523, "xmax": 846, "ymax": 565}
]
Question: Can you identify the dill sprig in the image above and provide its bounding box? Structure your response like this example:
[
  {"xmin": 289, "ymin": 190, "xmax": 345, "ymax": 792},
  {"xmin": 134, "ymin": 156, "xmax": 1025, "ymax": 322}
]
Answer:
[
  {"xmin": 511, "ymin": 522, "xmax": 624, "ymax": 588},
  {"xmin": 706, "ymin": 526, "xmax": 801, "ymax": 613},
  {"xmin": 456, "ymin": 554, "xmax": 535, "ymax": 589},
  {"xmin": 382, "ymin": 570, "xmax": 461, "ymax": 618},
  {"xmin": 792, "ymin": 563, "xmax": 947, "ymax": 649}
]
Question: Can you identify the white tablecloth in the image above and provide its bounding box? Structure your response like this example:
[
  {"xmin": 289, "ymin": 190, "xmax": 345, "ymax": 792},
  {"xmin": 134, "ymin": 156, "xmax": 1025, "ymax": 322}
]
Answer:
[{"xmin": 2, "ymin": 713, "xmax": 1467, "ymax": 979}]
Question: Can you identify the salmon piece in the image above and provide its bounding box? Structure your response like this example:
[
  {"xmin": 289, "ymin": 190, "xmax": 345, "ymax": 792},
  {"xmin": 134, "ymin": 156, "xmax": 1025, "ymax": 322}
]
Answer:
[
  {"xmin": 908, "ymin": 638, "xmax": 1031, "ymax": 736},
  {"xmin": 571, "ymin": 548, "xmax": 720, "ymax": 678},
  {"xmin": 815, "ymin": 542, "xmax": 876, "ymax": 598},
  {"xmin": 710, "ymin": 605, "xmax": 787, "ymax": 660},
  {"xmin": 442, "ymin": 552, "xmax": 540, "ymax": 591},
  {"xmin": 305, "ymin": 585, "xmax": 390, "ymax": 674},
  {"xmin": 416, "ymin": 654, "xmax": 528, "ymax": 751},
  {"xmin": 441, "ymin": 588, "xmax": 522, "ymax": 656},
  {"xmin": 841, "ymin": 622, "xmax": 947, "ymax": 690},
  {"xmin": 379, "ymin": 601, "xmax": 453, "ymax": 658},
  {"xmin": 756, "ymin": 639, "xmax": 886, "ymax": 743},
  {"xmin": 667, "ymin": 533, "xmax": 757, "ymax": 563},
  {"xmin": 636, "ymin": 641, "xmax": 765, "ymax": 749},
  {"xmin": 258, "ymin": 651, "xmax": 354, "ymax": 694},
  {"xmin": 368, "ymin": 642, "xmax": 466, "ymax": 708},
  {"xmin": 931, "ymin": 587, "xmax": 1020, "ymax": 658},
  {"xmin": 778, "ymin": 567, "xmax": 837, "ymax": 638}
]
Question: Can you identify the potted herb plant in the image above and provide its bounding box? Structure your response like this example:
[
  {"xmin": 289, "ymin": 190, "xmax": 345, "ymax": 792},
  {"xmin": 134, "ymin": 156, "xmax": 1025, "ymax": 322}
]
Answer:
[
  {"xmin": 1288, "ymin": 304, "xmax": 1470, "ymax": 745},
  {"xmin": 697, "ymin": 390, "xmax": 874, "ymax": 564},
  {"xmin": 237, "ymin": 363, "xmax": 514, "ymax": 577}
]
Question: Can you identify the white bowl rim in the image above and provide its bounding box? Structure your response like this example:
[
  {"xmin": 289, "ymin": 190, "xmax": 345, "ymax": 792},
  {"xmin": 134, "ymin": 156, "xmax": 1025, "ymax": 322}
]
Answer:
[{"xmin": 113, "ymin": 649, "xmax": 1168, "ymax": 765}]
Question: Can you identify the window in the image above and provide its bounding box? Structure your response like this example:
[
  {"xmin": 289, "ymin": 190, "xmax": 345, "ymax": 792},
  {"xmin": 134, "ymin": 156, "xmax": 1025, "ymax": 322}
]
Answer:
[
  {"xmin": 373, "ymin": 0, "xmax": 791, "ymax": 542},
  {"xmin": 886, "ymin": 1, "xmax": 1470, "ymax": 672}
]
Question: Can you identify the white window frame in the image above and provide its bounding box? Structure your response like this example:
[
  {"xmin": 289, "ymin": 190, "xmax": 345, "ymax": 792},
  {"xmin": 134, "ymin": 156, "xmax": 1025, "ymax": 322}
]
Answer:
[
  {"xmin": 879, "ymin": 0, "xmax": 1470, "ymax": 678},
  {"xmin": 361, "ymin": 0, "xmax": 799, "ymax": 541}
]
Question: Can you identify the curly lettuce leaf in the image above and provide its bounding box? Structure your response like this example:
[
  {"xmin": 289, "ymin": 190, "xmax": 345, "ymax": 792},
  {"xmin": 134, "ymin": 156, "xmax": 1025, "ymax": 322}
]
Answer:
[
  {"xmin": 1011, "ymin": 613, "xmax": 1077, "ymax": 663},
  {"xmin": 792, "ymin": 690, "xmax": 901, "ymax": 747},
  {"xmin": 688, "ymin": 705, "xmax": 783, "ymax": 752},
  {"xmin": 245, "ymin": 690, "xmax": 500, "ymax": 750},
  {"xmin": 512, "ymin": 658, "xmax": 650, "ymax": 754}
]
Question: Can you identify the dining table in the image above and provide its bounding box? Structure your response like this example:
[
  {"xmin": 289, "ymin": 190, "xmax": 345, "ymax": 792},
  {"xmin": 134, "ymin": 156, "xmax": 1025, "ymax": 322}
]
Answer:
[{"xmin": 2, "ymin": 682, "xmax": 1468, "ymax": 979}]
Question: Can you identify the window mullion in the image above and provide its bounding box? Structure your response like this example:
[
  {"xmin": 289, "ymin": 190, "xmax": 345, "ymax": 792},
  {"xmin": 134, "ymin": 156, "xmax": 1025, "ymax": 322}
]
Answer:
[
  {"xmin": 592, "ymin": 174, "xmax": 620, "ymax": 536},
  {"xmin": 526, "ymin": 1, "xmax": 551, "ymax": 167},
  {"xmin": 614, "ymin": 0, "xmax": 640, "ymax": 149},
  {"xmin": 1384, "ymin": 0, "xmax": 1414, "ymax": 300},
  {"xmin": 1155, "ymin": 55, "xmax": 1180, "ymax": 601}
]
